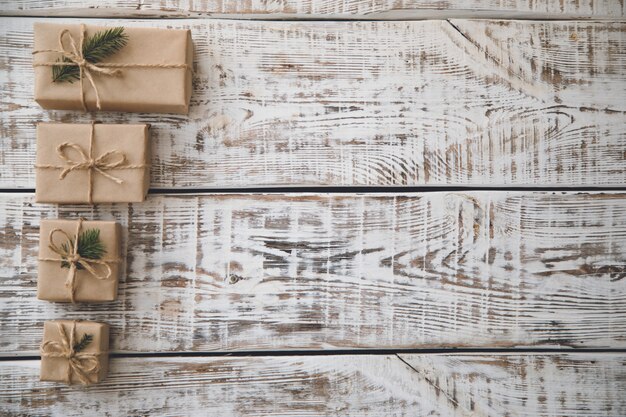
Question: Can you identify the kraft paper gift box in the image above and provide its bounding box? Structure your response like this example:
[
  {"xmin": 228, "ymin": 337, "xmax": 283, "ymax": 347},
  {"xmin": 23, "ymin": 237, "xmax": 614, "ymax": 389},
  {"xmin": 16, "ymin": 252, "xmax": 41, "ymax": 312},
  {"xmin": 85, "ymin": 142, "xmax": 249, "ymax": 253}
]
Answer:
[
  {"xmin": 35, "ymin": 123, "xmax": 150, "ymax": 204},
  {"xmin": 33, "ymin": 22, "xmax": 193, "ymax": 113},
  {"xmin": 38, "ymin": 219, "xmax": 121, "ymax": 303},
  {"xmin": 40, "ymin": 320, "xmax": 109, "ymax": 385}
]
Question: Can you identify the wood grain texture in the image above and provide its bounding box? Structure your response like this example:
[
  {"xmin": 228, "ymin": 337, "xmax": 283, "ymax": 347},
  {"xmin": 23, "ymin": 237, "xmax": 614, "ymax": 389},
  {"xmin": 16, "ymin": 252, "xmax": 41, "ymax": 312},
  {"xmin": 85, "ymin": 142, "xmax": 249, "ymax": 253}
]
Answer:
[
  {"xmin": 1, "ymin": 18, "xmax": 625, "ymax": 188},
  {"xmin": 1, "ymin": 191, "xmax": 625, "ymax": 355},
  {"xmin": 1, "ymin": 353, "xmax": 625, "ymax": 416},
  {"xmin": 0, "ymin": 0, "xmax": 623, "ymax": 18},
  {"xmin": 397, "ymin": 353, "xmax": 626, "ymax": 417}
]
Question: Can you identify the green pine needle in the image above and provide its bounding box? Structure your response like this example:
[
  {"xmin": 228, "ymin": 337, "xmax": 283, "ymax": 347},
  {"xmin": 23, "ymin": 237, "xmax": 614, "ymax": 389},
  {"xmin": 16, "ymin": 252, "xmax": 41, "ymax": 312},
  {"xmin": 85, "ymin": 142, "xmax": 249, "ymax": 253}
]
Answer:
[
  {"xmin": 60, "ymin": 228, "xmax": 107, "ymax": 270},
  {"xmin": 73, "ymin": 334, "xmax": 93, "ymax": 352},
  {"xmin": 52, "ymin": 27, "xmax": 128, "ymax": 83}
]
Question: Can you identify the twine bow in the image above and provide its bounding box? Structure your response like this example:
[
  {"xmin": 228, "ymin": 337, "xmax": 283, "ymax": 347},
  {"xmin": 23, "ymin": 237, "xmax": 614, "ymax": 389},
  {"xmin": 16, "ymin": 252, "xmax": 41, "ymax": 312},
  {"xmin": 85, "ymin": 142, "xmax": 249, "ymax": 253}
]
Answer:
[
  {"xmin": 38, "ymin": 218, "xmax": 120, "ymax": 303},
  {"xmin": 32, "ymin": 23, "xmax": 191, "ymax": 111},
  {"xmin": 40, "ymin": 321, "xmax": 102, "ymax": 385},
  {"xmin": 35, "ymin": 122, "xmax": 147, "ymax": 204}
]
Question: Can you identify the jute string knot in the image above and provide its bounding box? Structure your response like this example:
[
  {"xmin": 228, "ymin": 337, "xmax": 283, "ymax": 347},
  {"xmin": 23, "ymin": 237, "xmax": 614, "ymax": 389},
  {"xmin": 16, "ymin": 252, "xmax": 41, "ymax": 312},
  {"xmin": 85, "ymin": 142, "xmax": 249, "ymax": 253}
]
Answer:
[
  {"xmin": 34, "ymin": 122, "xmax": 146, "ymax": 204},
  {"xmin": 32, "ymin": 23, "xmax": 190, "ymax": 111},
  {"xmin": 40, "ymin": 321, "xmax": 102, "ymax": 385},
  {"xmin": 38, "ymin": 218, "xmax": 121, "ymax": 303},
  {"xmin": 33, "ymin": 24, "xmax": 122, "ymax": 111}
]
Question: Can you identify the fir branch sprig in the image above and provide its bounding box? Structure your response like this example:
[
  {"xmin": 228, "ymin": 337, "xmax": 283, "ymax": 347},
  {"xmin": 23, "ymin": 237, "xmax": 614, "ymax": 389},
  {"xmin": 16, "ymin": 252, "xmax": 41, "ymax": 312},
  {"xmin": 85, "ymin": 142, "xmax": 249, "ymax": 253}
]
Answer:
[
  {"xmin": 60, "ymin": 228, "xmax": 107, "ymax": 270},
  {"xmin": 73, "ymin": 334, "xmax": 94, "ymax": 352},
  {"xmin": 52, "ymin": 27, "xmax": 128, "ymax": 83}
]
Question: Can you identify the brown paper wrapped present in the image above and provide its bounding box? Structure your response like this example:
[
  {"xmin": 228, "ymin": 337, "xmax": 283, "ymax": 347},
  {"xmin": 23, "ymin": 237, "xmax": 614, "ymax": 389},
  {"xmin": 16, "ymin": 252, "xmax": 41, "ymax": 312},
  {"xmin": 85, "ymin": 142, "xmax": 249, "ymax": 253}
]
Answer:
[
  {"xmin": 35, "ymin": 122, "xmax": 150, "ymax": 204},
  {"xmin": 38, "ymin": 218, "xmax": 121, "ymax": 303},
  {"xmin": 41, "ymin": 320, "xmax": 109, "ymax": 385},
  {"xmin": 33, "ymin": 22, "xmax": 193, "ymax": 113}
]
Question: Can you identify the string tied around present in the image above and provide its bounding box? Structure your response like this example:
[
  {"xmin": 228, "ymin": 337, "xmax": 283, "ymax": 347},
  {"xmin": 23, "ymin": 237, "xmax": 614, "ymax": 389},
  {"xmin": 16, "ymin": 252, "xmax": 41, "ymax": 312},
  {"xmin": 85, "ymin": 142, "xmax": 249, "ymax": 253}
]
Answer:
[
  {"xmin": 40, "ymin": 321, "xmax": 102, "ymax": 385},
  {"xmin": 38, "ymin": 218, "xmax": 121, "ymax": 303},
  {"xmin": 32, "ymin": 23, "xmax": 191, "ymax": 111},
  {"xmin": 34, "ymin": 121, "xmax": 147, "ymax": 205}
]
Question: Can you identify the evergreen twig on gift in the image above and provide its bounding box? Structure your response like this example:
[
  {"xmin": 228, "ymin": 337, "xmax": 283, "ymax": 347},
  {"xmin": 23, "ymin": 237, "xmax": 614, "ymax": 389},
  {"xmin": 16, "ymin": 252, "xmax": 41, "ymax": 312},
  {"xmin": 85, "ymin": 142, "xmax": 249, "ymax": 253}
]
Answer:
[
  {"xmin": 73, "ymin": 333, "xmax": 94, "ymax": 352},
  {"xmin": 60, "ymin": 228, "xmax": 107, "ymax": 269},
  {"xmin": 52, "ymin": 27, "xmax": 128, "ymax": 83}
]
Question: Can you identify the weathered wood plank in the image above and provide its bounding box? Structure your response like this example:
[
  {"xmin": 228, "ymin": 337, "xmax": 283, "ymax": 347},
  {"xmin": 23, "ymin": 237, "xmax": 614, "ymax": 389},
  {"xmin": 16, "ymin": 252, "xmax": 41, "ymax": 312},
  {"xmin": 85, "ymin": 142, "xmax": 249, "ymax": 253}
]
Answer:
[
  {"xmin": 0, "ymin": 0, "xmax": 623, "ymax": 19},
  {"xmin": 1, "ymin": 18, "xmax": 625, "ymax": 188},
  {"xmin": 397, "ymin": 353, "xmax": 626, "ymax": 416},
  {"xmin": 1, "ymin": 353, "xmax": 624, "ymax": 416},
  {"xmin": 1, "ymin": 192, "xmax": 625, "ymax": 355}
]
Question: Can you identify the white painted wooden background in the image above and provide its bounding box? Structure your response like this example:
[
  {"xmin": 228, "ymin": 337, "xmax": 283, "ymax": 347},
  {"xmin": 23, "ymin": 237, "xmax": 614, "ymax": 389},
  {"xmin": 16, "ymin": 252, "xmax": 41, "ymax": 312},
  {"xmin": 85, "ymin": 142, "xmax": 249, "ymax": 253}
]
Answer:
[
  {"xmin": 2, "ymin": 354, "xmax": 625, "ymax": 416},
  {"xmin": 0, "ymin": 0, "xmax": 624, "ymax": 18},
  {"xmin": 0, "ymin": 1, "xmax": 625, "ymax": 416},
  {"xmin": 1, "ymin": 191, "xmax": 625, "ymax": 355},
  {"xmin": 1, "ymin": 18, "xmax": 625, "ymax": 188}
]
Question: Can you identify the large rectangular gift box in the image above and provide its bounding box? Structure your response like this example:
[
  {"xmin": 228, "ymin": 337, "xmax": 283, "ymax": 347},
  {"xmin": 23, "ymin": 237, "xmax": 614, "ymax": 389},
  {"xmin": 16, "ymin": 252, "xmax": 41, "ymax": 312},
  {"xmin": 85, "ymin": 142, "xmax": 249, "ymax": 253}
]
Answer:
[
  {"xmin": 35, "ymin": 123, "xmax": 150, "ymax": 204},
  {"xmin": 40, "ymin": 320, "xmax": 109, "ymax": 385},
  {"xmin": 38, "ymin": 219, "xmax": 121, "ymax": 303},
  {"xmin": 33, "ymin": 23, "xmax": 193, "ymax": 113}
]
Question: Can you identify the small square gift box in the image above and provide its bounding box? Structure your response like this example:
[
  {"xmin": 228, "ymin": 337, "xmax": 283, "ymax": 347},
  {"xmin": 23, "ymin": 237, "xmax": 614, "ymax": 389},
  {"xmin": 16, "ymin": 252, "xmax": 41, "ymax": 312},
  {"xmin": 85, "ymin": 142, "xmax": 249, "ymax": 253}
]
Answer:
[
  {"xmin": 38, "ymin": 218, "xmax": 121, "ymax": 303},
  {"xmin": 40, "ymin": 320, "xmax": 109, "ymax": 385},
  {"xmin": 35, "ymin": 122, "xmax": 150, "ymax": 204},
  {"xmin": 33, "ymin": 23, "xmax": 193, "ymax": 113}
]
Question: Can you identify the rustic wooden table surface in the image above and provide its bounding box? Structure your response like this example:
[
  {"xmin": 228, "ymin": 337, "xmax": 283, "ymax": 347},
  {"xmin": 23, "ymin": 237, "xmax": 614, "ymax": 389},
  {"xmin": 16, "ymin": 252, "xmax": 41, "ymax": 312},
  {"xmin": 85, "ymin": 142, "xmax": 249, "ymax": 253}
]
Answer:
[{"xmin": 1, "ymin": 1, "xmax": 625, "ymax": 416}]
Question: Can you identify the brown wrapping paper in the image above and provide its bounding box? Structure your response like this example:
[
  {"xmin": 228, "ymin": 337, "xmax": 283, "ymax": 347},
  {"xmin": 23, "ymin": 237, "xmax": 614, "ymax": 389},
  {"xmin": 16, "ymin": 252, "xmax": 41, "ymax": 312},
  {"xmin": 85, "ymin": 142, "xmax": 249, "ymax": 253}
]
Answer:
[
  {"xmin": 41, "ymin": 320, "xmax": 109, "ymax": 385},
  {"xmin": 38, "ymin": 219, "xmax": 121, "ymax": 303},
  {"xmin": 35, "ymin": 123, "xmax": 150, "ymax": 204},
  {"xmin": 33, "ymin": 23, "xmax": 193, "ymax": 113}
]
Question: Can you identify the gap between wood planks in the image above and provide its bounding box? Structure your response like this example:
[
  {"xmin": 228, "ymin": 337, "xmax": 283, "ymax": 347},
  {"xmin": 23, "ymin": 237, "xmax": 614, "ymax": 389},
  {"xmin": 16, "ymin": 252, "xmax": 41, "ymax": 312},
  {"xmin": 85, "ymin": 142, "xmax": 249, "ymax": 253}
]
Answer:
[
  {"xmin": 2, "ymin": 186, "xmax": 626, "ymax": 194},
  {"xmin": 3, "ymin": 347, "xmax": 626, "ymax": 362}
]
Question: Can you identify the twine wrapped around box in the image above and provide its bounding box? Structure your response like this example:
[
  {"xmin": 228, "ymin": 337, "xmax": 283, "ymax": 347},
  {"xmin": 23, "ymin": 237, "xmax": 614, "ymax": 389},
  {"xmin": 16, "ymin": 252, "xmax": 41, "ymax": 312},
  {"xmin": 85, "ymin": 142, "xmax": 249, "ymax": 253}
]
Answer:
[
  {"xmin": 38, "ymin": 218, "xmax": 121, "ymax": 303},
  {"xmin": 35, "ymin": 122, "xmax": 147, "ymax": 205},
  {"xmin": 33, "ymin": 24, "xmax": 191, "ymax": 111},
  {"xmin": 40, "ymin": 321, "xmax": 104, "ymax": 385}
]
